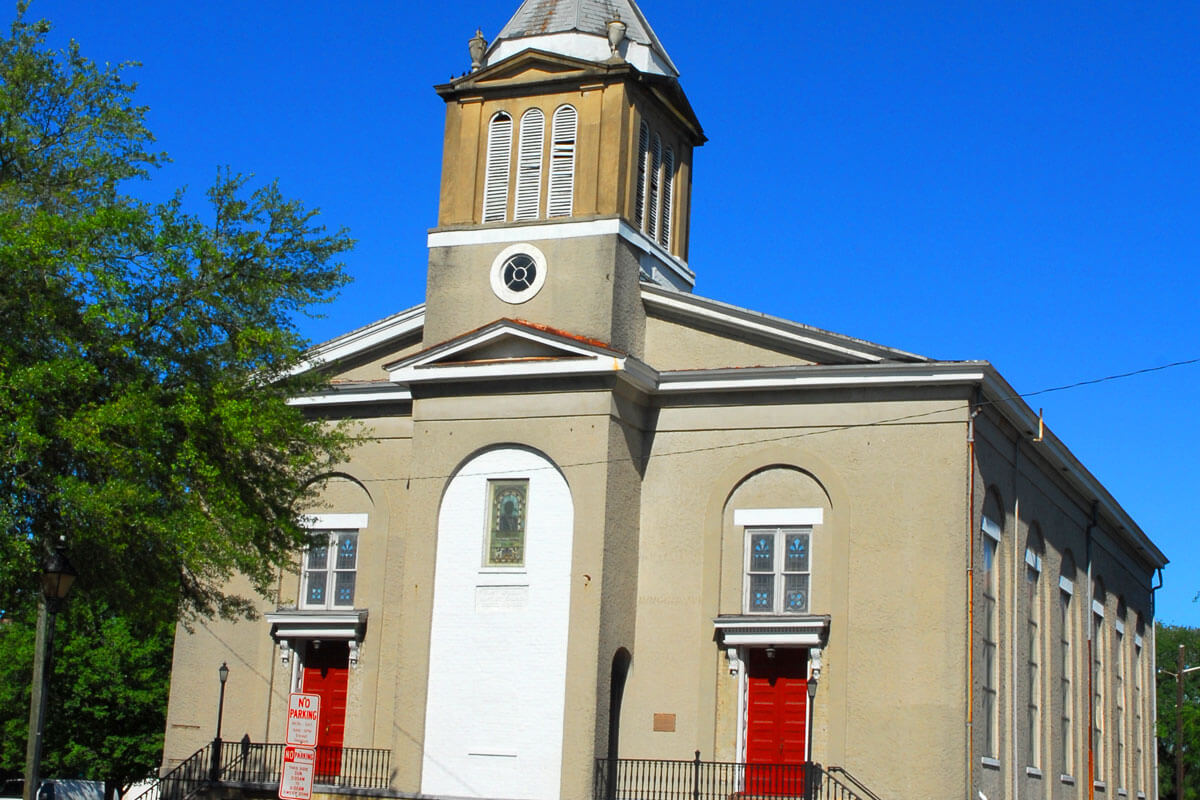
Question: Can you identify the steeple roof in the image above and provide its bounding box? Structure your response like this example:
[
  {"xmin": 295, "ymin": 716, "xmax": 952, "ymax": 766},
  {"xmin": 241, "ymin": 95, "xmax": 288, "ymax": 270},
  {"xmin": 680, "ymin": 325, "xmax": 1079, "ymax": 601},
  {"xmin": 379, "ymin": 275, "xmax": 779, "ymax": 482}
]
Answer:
[{"xmin": 487, "ymin": 0, "xmax": 679, "ymax": 77}]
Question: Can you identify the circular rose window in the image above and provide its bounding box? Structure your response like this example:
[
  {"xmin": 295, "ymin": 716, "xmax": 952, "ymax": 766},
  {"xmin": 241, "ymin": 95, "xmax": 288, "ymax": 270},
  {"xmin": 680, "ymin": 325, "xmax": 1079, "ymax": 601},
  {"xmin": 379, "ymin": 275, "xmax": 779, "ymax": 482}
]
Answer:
[{"xmin": 490, "ymin": 243, "xmax": 547, "ymax": 304}]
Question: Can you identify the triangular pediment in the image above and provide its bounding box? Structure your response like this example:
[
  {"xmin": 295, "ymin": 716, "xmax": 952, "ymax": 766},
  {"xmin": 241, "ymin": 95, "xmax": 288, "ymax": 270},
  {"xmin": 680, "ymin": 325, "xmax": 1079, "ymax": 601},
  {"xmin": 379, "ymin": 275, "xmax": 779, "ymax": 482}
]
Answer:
[
  {"xmin": 384, "ymin": 319, "xmax": 655, "ymax": 388},
  {"xmin": 445, "ymin": 49, "xmax": 610, "ymax": 93}
]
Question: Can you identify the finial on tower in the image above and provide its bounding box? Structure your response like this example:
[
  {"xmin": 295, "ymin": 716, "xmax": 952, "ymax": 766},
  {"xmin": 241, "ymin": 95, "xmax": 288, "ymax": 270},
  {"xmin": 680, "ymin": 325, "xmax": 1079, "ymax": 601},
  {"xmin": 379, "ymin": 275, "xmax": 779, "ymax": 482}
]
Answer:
[
  {"xmin": 606, "ymin": 13, "xmax": 627, "ymax": 59},
  {"xmin": 468, "ymin": 29, "xmax": 487, "ymax": 71}
]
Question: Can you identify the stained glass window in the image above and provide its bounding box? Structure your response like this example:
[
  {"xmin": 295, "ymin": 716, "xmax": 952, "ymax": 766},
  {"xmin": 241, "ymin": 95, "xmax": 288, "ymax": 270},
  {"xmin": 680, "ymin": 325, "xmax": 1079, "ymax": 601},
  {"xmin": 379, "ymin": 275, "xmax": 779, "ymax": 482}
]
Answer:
[
  {"xmin": 302, "ymin": 530, "xmax": 358, "ymax": 609},
  {"xmin": 487, "ymin": 480, "xmax": 528, "ymax": 566},
  {"xmin": 744, "ymin": 527, "xmax": 811, "ymax": 614}
]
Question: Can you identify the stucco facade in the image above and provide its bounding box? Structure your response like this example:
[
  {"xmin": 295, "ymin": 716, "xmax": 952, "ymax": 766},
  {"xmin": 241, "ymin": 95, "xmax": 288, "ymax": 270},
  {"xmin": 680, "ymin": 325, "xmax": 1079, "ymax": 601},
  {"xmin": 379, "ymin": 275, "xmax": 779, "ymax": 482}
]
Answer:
[{"xmin": 162, "ymin": 3, "xmax": 1166, "ymax": 799}]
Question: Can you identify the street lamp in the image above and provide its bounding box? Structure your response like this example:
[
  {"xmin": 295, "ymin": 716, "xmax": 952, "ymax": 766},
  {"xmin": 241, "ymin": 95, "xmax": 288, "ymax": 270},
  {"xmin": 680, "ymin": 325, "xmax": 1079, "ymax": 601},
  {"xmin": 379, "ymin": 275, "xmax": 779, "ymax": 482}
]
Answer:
[
  {"xmin": 22, "ymin": 538, "xmax": 77, "ymax": 800},
  {"xmin": 210, "ymin": 663, "xmax": 230, "ymax": 782},
  {"xmin": 1161, "ymin": 643, "xmax": 1200, "ymax": 800}
]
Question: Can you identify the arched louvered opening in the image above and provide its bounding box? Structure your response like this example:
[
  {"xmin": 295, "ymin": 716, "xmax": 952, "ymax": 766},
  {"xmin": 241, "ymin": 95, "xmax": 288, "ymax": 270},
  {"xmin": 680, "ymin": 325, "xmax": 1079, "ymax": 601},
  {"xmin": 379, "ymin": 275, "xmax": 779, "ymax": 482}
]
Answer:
[
  {"xmin": 514, "ymin": 108, "xmax": 545, "ymax": 221},
  {"xmin": 635, "ymin": 121, "xmax": 650, "ymax": 229},
  {"xmin": 547, "ymin": 105, "xmax": 577, "ymax": 218},
  {"xmin": 659, "ymin": 146, "xmax": 675, "ymax": 249},
  {"xmin": 647, "ymin": 133, "xmax": 662, "ymax": 237},
  {"xmin": 482, "ymin": 112, "xmax": 513, "ymax": 223}
]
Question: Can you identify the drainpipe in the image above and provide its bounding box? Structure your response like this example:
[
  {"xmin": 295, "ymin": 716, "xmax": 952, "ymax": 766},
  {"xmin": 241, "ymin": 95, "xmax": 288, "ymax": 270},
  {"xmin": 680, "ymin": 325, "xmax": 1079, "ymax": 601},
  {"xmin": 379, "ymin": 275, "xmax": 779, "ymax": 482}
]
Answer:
[{"xmin": 966, "ymin": 402, "xmax": 980, "ymax": 799}]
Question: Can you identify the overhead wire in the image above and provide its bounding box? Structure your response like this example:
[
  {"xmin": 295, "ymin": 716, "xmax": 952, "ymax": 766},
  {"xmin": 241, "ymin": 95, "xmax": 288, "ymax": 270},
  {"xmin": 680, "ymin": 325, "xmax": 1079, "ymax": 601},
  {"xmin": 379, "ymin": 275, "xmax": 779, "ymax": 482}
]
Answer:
[{"xmin": 352, "ymin": 356, "xmax": 1199, "ymax": 484}]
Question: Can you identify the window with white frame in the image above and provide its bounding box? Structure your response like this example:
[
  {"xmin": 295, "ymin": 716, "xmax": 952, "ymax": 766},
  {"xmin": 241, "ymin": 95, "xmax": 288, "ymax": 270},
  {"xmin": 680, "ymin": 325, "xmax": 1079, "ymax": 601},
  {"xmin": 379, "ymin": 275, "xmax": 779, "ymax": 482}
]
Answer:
[
  {"xmin": 1115, "ymin": 600, "xmax": 1127, "ymax": 792},
  {"xmin": 300, "ymin": 514, "xmax": 367, "ymax": 610},
  {"xmin": 1025, "ymin": 529, "xmax": 1044, "ymax": 768},
  {"xmin": 1134, "ymin": 624, "xmax": 1145, "ymax": 794},
  {"xmin": 745, "ymin": 527, "xmax": 810, "ymax": 613},
  {"xmin": 1093, "ymin": 580, "xmax": 1107, "ymax": 781},
  {"xmin": 736, "ymin": 508, "xmax": 822, "ymax": 615},
  {"xmin": 980, "ymin": 512, "xmax": 1002, "ymax": 759},
  {"xmin": 1059, "ymin": 552, "xmax": 1076, "ymax": 777}
]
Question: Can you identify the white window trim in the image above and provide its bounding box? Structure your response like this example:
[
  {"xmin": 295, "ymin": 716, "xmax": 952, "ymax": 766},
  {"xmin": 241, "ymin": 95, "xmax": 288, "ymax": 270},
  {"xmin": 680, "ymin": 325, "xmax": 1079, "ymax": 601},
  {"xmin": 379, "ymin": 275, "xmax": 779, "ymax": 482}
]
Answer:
[
  {"xmin": 735, "ymin": 508, "xmax": 824, "ymax": 527},
  {"xmin": 981, "ymin": 514, "xmax": 1002, "ymax": 541},
  {"xmin": 302, "ymin": 513, "xmax": 368, "ymax": 530},
  {"xmin": 1060, "ymin": 574, "xmax": 1075, "ymax": 594},
  {"xmin": 299, "ymin": 514, "xmax": 367, "ymax": 611},
  {"xmin": 743, "ymin": 526, "xmax": 814, "ymax": 615},
  {"xmin": 489, "ymin": 243, "xmax": 548, "ymax": 304}
]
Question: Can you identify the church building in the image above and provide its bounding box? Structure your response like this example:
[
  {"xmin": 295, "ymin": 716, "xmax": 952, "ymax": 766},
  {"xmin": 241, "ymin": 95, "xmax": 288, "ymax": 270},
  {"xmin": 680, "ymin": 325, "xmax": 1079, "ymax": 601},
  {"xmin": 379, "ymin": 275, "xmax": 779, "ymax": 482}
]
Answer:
[{"xmin": 161, "ymin": 2, "xmax": 1166, "ymax": 799}]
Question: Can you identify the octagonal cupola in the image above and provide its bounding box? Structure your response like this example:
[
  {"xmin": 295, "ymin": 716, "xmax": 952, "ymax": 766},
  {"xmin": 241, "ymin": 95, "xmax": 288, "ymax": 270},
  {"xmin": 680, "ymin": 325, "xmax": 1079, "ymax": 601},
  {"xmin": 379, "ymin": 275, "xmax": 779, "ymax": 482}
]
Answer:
[{"xmin": 486, "ymin": 0, "xmax": 679, "ymax": 77}]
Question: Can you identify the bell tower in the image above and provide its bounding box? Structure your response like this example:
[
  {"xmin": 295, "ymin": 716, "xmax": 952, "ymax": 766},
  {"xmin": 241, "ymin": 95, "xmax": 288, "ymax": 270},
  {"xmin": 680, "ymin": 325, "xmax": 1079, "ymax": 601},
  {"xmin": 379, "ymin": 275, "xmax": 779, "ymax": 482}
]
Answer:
[{"xmin": 423, "ymin": 0, "xmax": 705, "ymax": 352}]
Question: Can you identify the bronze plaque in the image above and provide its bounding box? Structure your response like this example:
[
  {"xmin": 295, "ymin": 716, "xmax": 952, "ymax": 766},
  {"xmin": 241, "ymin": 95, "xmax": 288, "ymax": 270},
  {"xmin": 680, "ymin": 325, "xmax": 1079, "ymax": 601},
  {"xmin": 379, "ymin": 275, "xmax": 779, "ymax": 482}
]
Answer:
[{"xmin": 653, "ymin": 713, "xmax": 676, "ymax": 732}]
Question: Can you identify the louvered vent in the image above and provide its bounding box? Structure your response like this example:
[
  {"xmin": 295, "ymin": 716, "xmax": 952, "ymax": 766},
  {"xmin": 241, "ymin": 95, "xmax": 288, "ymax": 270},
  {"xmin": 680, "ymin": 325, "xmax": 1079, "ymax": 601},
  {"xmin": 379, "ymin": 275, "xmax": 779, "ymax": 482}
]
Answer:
[
  {"xmin": 514, "ymin": 109, "xmax": 545, "ymax": 221},
  {"xmin": 659, "ymin": 146, "xmax": 675, "ymax": 249},
  {"xmin": 483, "ymin": 113, "xmax": 513, "ymax": 223},
  {"xmin": 547, "ymin": 105, "xmax": 577, "ymax": 218},
  {"xmin": 635, "ymin": 121, "xmax": 650, "ymax": 229},
  {"xmin": 647, "ymin": 133, "xmax": 662, "ymax": 238}
]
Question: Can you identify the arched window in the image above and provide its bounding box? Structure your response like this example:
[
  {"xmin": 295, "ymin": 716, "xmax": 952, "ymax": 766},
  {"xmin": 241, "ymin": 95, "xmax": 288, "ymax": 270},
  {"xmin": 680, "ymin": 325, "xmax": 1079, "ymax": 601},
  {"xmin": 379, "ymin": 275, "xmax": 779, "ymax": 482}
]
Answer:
[
  {"xmin": 659, "ymin": 146, "xmax": 675, "ymax": 248},
  {"xmin": 647, "ymin": 133, "xmax": 662, "ymax": 237},
  {"xmin": 1115, "ymin": 596, "xmax": 1128, "ymax": 792},
  {"xmin": 635, "ymin": 121, "xmax": 650, "ymax": 228},
  {"xmin": 1059, "ymin": 550, "xmax": 1077, "ymax": 776},
  {"xmin": 483, "ymin": 112, "xmax": 513, "ymax": 222},
  {"xmin": 1093, "ymin": 577, "xmax": 1107, "ymax": 780},
  {"xmin": 548, "ymin": 105, "xmax": 577, "ymax": 218},
  {"xmin": 980, "ymin": 493, "xmax": 1003, "ymax": 759},
  {"xmin": 514, "ymin": 109, "xmax": 545, "ymax": 221},
  {"xmin": 1025, "ymin": 526, "xmax": 1044, "ymax": 768},
  {"xmin": 1134, "ymin": 613, "xmax": 1146, "ymax": 794}
]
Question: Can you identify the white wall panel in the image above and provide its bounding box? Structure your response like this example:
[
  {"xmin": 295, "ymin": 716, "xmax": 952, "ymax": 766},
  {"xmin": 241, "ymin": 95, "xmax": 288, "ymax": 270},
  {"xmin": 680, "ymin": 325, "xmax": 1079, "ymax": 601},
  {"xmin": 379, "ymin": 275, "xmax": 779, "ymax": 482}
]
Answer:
[{"xmin": 422, "ymin": 447, "xmax": 574, "ymax": 800}]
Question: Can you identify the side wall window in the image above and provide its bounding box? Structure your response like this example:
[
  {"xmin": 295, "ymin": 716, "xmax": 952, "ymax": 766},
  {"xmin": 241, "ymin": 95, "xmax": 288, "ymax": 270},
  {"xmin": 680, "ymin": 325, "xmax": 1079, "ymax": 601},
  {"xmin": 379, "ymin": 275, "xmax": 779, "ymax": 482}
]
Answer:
[
  {"xmin": 980, "ymin": 511, "xmax": 1002, "ymax": 759},
  {"xmin": 1059, "ymin": 551, "xmax": 1077, "ymax": 777},
  {"xmin": 1025, "ymin": 527, "xmax": 1044, "ymax": 769},
  {"xmin": 483, "ymin": 112, "xmax": 514, "ymax": 222},
  {"xmin": 1093, "ymin": 577, "xmax": 1107, "ymax": 781}
]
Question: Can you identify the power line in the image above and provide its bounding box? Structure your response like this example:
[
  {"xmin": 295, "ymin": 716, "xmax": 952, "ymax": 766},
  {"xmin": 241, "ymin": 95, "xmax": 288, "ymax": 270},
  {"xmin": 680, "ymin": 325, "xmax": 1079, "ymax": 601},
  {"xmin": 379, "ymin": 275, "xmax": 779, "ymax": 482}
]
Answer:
[{"xmin": 353, "ymin": 356, "xmax": 1199, "ymax": 484}]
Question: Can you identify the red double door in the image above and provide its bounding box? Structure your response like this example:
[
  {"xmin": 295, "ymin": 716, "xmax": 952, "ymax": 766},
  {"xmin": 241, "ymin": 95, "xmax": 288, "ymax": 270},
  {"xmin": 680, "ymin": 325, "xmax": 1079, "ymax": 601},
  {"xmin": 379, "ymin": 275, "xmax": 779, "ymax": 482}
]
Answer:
[
  {"xmin": 302, "ymin": 641, "xmax": 349, "ymax": 778},
  {"xmin": 745, "ymin": 648, "xmax": 809, "ymax": 796}
]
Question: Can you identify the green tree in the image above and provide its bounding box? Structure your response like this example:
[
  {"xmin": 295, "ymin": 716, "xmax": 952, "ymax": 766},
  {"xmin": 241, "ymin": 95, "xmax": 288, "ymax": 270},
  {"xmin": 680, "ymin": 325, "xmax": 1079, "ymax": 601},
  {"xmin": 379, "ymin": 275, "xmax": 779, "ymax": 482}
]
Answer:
[
  {"xmin": 0, "ymin": 604, "xmax": 172, "ymax": 800},
  {"xmin": 0, "ymin": 4, "xmax": 354, "ymax": 625},
  {"xmin": 1, "ymin": 5, "xmax": 355, "ymax": 795},
  {"xmin": 1158, "ymin": 623, "xmax": 1200, "ymax": 800}
]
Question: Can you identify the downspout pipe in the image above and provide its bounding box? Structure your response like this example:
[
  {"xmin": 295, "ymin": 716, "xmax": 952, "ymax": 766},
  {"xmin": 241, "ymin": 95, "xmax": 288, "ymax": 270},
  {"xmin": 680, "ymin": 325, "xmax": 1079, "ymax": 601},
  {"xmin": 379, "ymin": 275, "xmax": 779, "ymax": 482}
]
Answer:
[{"xmin": 966, "ymin": 401, "xmax": 980, "ymax": 800}]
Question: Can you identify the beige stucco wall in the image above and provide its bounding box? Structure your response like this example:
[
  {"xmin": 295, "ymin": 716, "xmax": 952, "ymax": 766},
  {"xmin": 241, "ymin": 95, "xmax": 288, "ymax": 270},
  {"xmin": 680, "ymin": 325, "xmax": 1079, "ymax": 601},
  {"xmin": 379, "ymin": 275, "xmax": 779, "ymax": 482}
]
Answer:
[
  {"xmin": 643, "ymin": 311, "xmax": 819, "ymax": 370},
  {"xmin": 423, "ymin": 234, "xmax": 646, "ymax": 354},
  {"xmin": 614, "ymin": 389, "xmax": 971, "ymax": 800},
  {"xmin": 972, "ymin": 411, "xmax": 1158, "ymax": 800}
]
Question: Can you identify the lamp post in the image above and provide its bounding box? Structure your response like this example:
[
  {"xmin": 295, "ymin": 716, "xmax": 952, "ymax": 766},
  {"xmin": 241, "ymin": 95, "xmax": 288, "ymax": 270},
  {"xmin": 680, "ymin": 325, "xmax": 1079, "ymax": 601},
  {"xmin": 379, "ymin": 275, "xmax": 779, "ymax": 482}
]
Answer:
[
  {"xmin": 1161, "ymin": 644, "xmax": 1200, "ymax": 800},
  {"xmin": 210, "ymin": 663, "xmax": 230, "ymax": 782},
  {"xmin": 22, "ymin": 539, "xmax": 77, "ymax": 800}
]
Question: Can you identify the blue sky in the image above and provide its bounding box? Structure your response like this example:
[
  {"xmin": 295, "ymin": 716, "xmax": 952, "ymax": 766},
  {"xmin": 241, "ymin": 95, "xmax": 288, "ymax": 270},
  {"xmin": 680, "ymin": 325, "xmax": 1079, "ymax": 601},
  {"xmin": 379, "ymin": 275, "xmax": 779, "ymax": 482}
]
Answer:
[{"xmin": 31, "ymin": 1, "xmax": 1199, "ymax": 624}]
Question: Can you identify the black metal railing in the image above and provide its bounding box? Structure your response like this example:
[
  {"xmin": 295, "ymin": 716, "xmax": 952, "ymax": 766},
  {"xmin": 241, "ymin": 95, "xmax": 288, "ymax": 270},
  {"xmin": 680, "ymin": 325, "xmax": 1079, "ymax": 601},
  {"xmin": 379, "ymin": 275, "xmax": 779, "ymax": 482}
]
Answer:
[
  {"xmin": 594, "ymin": 753, "xmax": 883, "ymax": 800},
  {"xmin": 220, "ymin": 742, "xmax": 391, "ymax": 789},
  {"xmin": 150, "ymin": 739, "xmax": 391, "ymax": 800}
]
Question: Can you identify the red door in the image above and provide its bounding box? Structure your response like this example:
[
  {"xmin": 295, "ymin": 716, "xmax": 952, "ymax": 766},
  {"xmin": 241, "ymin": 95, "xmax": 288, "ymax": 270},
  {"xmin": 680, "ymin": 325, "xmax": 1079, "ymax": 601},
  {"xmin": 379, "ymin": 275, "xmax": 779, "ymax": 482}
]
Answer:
[
  {"xmin": 745, "ymin": 648, "xmax": 808, "ymax": 796},
  {"xmin": 303, "ymin": 641, "xmax": 349, "ymax": 778}
]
